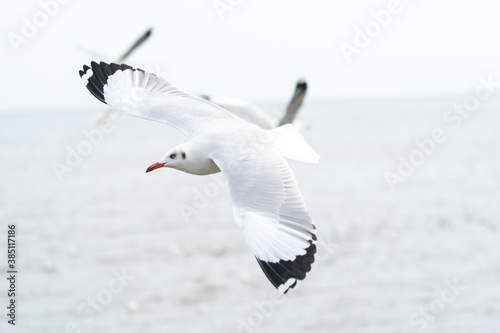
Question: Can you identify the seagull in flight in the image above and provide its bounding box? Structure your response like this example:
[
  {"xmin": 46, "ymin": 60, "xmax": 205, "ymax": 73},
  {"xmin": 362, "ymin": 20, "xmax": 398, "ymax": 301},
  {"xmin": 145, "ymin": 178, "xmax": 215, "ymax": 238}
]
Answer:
[
  {"xmin": 203, "ymin": 79, "xmax": 309, "ymax": 130},
  {"xmin": 79, "ymin": 62, "xmax": 318, "ymax": 293}
]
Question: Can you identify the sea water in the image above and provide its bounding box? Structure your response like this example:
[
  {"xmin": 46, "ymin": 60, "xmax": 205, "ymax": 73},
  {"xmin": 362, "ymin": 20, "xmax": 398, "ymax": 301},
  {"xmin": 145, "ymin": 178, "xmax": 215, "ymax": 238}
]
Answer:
[{"xmin": 0, "ymin": 97, "xmax": 499, "ymax": 332}]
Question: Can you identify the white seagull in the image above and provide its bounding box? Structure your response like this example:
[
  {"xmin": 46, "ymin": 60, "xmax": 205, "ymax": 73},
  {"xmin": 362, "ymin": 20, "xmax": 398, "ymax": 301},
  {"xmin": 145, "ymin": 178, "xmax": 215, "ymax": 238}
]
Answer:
[
  {"xmin": 203, "ymin": 79, "xmax": 308, "ymax": 130},
  {"xmin": 79, "ymin": 62, "xmax": 318, "ymax": 293}
]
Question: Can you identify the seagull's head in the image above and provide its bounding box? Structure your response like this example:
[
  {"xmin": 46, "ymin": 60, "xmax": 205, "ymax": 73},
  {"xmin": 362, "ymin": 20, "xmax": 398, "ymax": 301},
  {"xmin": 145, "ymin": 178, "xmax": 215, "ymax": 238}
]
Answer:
[
  {"xmin": 146, "ymin": 143, "xmax": 221, "ymax": 176},
  {"xmin": 146, "ymin": 146, "xmax": 187, "ymax": 173}
]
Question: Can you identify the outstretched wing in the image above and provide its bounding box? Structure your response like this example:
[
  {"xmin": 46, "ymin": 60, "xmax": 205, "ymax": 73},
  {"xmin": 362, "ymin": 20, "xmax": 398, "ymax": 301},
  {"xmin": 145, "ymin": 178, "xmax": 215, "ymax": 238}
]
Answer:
[
  {"xmin": 79, "ymin": 61, "xmax": 240, "ymax": 137},
  {"xmin": 279, "ymin": 80, "xmax": 307, "ymax": 126},
  {"xmin": 212, "ymin": 148, "xmax": 317, "ymax": 293}
]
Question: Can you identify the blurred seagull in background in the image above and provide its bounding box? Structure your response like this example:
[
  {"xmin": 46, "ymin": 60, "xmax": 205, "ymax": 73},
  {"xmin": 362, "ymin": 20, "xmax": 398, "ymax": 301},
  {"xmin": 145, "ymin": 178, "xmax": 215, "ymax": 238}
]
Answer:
[
  {"xmin": 203, "ymin": 79, "xmax": 309, "ymax": 130},
  {"xmin": 79, "ymin": 61, "xmax": 318, "ymax": 293},
  {"xmin": 78, "ymin": 28, "xmax": 153, "ymax": 63},
  {"xmin": 116, "ymin": 28, "xmax": 153, "ymax": 63}
]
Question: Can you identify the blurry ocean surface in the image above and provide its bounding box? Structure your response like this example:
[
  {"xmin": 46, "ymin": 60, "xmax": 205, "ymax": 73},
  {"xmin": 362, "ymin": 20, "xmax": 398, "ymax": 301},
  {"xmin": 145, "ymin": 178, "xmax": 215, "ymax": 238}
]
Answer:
[{"xmin": 0, "ymin": 97, "xmax": 499, "ymax": 333}]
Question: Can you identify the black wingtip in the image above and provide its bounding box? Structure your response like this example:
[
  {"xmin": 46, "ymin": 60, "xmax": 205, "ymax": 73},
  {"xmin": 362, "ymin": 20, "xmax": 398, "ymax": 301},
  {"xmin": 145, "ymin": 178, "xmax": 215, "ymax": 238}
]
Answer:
[
  {"xmin": 256, "ymin": 241, "xmax": 316, "ymax": 293},
  {"xmin": 296, "ymin": 80, "xmax": 307, "ymax": 92},
  {"xmin": 79, "ymin": 61, "xmax": 140, "ymax": 105},
  {"xmin": 79, "ymin": 65, "xmax": 90, "ymax": 79}
]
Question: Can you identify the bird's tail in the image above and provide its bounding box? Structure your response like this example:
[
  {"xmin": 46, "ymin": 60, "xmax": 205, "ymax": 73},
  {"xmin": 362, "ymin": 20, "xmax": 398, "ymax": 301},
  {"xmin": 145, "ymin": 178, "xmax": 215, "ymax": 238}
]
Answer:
[{"xmin": 271, "ymin": 124, "xmax": 319, "ymax": 163}]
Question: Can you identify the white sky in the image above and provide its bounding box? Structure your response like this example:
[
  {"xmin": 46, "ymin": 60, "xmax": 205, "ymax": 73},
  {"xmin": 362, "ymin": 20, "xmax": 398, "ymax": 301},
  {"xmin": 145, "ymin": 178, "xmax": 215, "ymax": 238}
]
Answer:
[{"xmin": 1, "ymin": 0, "xmax": 499, "ymax": 111}]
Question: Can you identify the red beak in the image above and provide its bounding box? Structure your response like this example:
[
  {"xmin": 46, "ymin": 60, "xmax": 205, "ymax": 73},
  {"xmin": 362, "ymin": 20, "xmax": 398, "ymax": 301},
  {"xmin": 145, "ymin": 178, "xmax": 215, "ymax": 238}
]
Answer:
[{"xmin": 146, "ymin": 162, "xmax": 166, "ymax": 173}]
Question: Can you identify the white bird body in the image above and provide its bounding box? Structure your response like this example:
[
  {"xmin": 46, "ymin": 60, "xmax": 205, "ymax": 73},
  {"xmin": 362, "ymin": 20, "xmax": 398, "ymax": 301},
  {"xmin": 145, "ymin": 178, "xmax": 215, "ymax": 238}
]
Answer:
[{"xmin": 79, "ymin": 62, "xmax": 318, "ymax": 293}]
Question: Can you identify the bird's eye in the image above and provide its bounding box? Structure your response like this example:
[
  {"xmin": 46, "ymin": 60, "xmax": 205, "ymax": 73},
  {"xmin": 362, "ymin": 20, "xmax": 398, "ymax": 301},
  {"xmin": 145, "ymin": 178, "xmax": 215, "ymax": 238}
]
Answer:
[
  {"xmin": 181, "ymin": 152, "xmax": 186, "ymax": 159},
  {"xmin": 170, "ymin": 153, "xmax": 177, "ymax": 159}
]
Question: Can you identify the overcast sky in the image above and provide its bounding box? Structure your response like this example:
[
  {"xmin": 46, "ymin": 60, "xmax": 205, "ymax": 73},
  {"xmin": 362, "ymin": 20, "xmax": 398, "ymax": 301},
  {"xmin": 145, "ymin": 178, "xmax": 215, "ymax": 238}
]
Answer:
[{"xmin": 1, "ymin": 0, "xmax": 499, "ymax": 112}]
